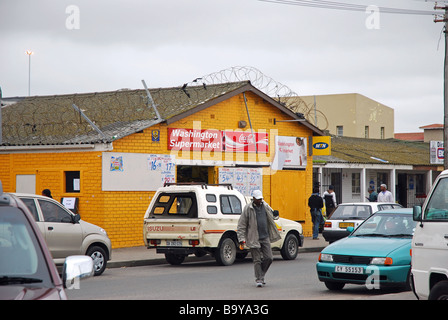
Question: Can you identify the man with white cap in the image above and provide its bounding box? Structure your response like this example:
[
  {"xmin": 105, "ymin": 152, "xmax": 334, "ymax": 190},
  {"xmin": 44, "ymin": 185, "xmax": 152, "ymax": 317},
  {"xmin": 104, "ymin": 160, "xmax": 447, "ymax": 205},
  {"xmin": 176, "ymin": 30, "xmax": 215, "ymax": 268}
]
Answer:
[
  {"xmin": 378, "ymin": 184, "xmax": 394, "ymax": 202},
  {"xmin": 237, "ymin": 189, "xmax": 281, "ymax": 287}
]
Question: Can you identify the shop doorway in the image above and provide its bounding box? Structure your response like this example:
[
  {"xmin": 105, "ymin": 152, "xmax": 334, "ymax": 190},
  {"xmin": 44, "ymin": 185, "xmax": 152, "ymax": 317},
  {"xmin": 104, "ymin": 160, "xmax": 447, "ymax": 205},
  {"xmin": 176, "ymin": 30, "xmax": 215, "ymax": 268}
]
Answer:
[
  {"xmin": 271, "ymin": 170, "xmax": 306, "ymax": 221},
  {"xmin": 177, "ymin": 166, "xmax": 214, "ymax": 184}
]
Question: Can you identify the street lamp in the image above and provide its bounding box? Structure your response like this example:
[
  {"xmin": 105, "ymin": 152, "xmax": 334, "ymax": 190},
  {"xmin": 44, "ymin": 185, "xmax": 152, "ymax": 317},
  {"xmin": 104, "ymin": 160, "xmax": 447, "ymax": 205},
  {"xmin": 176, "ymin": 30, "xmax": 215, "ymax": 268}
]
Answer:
[{"xmin": 25, "ymin": 50, "xmax": 34, "ymax": 96}]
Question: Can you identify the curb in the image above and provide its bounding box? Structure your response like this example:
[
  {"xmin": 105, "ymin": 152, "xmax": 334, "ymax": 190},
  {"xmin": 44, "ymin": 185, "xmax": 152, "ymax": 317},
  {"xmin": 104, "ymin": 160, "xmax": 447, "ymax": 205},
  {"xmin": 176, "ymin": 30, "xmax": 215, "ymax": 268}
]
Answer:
[{"xmin": 107, "ymin": 245, "xmax": 326, "ymax": 269}]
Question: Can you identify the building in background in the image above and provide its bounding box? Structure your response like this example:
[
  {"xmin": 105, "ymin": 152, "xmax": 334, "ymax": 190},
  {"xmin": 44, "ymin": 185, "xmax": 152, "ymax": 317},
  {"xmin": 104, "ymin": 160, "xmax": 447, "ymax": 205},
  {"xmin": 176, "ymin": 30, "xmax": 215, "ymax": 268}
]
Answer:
[{"xmin": 300, "ymin": 93, "xmax": 394, "ymax": 139}]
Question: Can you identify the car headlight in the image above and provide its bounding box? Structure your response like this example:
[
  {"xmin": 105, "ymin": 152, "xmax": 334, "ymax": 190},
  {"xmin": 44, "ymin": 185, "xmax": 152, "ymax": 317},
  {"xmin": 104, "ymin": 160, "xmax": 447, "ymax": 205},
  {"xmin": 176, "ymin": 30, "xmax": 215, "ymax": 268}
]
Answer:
[
  {"xmin": 319, "ymin": 253, "xmax": 333, "ymax": 262},
  {"xmin": 370, "ymin": 257, "xmax": 393, "ymax": 265}
]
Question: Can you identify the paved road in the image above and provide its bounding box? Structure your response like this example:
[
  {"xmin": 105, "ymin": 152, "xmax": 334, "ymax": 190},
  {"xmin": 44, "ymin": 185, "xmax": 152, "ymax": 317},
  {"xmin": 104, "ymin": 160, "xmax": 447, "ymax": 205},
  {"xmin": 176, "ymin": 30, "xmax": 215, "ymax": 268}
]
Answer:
[{"xmin": 67, "ymin": 252, "xmax": 415, "ymax": 300}]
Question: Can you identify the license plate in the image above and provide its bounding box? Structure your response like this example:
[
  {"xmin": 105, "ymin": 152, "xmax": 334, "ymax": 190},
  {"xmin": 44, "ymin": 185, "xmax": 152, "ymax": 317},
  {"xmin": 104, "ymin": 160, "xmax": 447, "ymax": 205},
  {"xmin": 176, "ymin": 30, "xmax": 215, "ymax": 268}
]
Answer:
[
  {"xmin": 166, "ymin": 240, "xmax": 182, "ymax": 246},
  {"xmin": 339, "ymin": 222, "xmax": 354, "ymax": 229},
  {"xmin": 335, "ymin": 265, "xmax": 364, "ymax": 274}
]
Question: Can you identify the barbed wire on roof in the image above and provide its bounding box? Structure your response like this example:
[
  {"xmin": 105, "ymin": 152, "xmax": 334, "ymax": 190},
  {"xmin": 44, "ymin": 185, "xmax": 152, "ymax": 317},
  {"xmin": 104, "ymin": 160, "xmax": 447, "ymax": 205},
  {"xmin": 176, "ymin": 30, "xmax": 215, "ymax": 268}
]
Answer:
[
  {"xmin": 1, "ymin": 66, "xmax": 328, "ymax": 145},
  {"xmin": 184, "ymin": 66, "xmax": 328, "ymax": 130}
]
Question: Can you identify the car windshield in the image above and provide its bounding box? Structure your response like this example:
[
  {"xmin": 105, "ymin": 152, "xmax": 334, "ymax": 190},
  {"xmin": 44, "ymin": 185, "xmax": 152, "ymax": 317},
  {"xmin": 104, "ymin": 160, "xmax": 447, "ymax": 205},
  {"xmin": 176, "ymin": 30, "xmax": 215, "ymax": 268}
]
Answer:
[
  {"xmin": 0, "ymin": 207, "xmax": 54, "ymax": 287},
  {"xmin": 351, "ymin": 213, "xmax": 416, "ymax": 238},
  {"xmin": 329, "ymin": 205, "xmax": 372, "ymax": 220}
]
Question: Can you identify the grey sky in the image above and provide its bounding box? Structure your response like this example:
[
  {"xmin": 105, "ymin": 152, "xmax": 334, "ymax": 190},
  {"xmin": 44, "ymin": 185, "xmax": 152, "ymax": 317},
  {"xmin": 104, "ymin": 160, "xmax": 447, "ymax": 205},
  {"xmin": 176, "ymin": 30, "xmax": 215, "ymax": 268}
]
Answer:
[{"xmin": 0, "ymin": 0, "xmax": 444, "ymax": 133}]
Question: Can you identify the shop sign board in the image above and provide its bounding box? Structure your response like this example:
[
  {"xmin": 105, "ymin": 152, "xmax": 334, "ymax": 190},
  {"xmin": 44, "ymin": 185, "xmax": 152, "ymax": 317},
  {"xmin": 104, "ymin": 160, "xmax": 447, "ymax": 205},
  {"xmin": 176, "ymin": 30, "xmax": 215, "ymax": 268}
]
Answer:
[
  {"xmin": 430, "ymin": 141, "xmax": 444, "ymax": 165},
  {"xmin": 168, "ymin": 128, "xmax": 223, "ymax": 151},
  {"xmin": 312, "ymin": 136, "xmax": 331, "ymax": 156},
  {"xmin": 168, "ymin": 128, "xmax": 269, "ymax": 153}
]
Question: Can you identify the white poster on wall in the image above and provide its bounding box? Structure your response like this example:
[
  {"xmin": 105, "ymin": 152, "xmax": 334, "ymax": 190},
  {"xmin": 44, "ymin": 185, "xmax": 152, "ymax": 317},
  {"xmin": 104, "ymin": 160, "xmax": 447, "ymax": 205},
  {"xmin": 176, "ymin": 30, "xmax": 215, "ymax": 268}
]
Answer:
[
  {"xmin": 218, "ymin": 167, "xmax": 262, "ymax": 196},
  {"xmin": 102, "ymin": 152, "xmax": 175, "ymax": 191},
  {"xmin": 271, "ymin": 136, "xmax": 307, "ymax": 170}
]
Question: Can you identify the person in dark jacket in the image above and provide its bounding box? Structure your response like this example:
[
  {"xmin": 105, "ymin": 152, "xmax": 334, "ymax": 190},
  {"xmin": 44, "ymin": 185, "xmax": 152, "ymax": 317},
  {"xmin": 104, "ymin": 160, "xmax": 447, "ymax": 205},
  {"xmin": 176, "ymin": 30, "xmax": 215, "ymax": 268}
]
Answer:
[{"xmin": 308, "ymin": 187, "xmax": 324, "ymax": 240}]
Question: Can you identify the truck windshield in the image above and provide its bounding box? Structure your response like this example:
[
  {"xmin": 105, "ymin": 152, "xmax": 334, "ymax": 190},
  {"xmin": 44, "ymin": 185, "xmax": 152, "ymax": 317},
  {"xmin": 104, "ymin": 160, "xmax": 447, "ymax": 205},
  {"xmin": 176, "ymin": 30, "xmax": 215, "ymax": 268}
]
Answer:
[{"xmin": 425, "ymin": 177, "xmax": 448, "ymax": 221}]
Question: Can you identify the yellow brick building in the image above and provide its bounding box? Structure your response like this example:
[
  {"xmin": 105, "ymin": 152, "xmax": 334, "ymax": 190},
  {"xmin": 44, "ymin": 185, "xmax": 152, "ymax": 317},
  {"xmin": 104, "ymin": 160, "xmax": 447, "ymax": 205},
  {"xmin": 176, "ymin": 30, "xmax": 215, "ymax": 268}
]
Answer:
[{"xmin": 0, "ymin": 82, "xmax": 323, "ymax": 248}]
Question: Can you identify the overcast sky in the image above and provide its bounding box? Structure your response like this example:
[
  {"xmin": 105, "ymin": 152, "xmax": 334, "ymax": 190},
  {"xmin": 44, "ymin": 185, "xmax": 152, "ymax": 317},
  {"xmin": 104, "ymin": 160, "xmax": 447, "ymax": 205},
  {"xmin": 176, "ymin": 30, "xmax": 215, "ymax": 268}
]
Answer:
[{"xmin": 0, "ymin": 0, "xmax": 445, "ymax": 133}]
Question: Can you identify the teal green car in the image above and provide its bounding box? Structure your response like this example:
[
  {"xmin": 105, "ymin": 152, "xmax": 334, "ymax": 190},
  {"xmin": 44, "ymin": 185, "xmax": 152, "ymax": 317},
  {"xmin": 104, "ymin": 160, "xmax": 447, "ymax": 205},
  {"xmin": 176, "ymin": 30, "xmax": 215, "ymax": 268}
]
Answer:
[{"xmin": 316, "ymin": 208, "xmax": 415, "ymax": 291}]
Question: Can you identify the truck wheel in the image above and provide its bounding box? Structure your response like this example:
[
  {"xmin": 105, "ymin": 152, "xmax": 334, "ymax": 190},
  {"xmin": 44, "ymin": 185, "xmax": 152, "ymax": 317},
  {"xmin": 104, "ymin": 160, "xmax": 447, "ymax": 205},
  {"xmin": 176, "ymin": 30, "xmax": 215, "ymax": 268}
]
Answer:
[
  {"xmin": 215, "ymin": 237, "xmax": 236, "ymax": 266},
  {"xmin": 165, "ymin": 253, "xmax": 186, "ymax": 265},
  {"xmin": 429, "ymin": 280, "xmax": 448, "ymax": 300},
  {"xmin": 280, "ymin": 233, "xmax": 299, "ymax": 260}
]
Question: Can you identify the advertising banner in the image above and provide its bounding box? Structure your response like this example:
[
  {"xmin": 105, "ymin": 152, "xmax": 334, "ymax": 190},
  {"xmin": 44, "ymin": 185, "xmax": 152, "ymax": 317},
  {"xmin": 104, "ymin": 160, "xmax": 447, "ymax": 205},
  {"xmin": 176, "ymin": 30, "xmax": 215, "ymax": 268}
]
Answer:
[
  {"xmin": 271, "ymin": 136, "xmax": 307, "ymax": 170},
  {"xmin": 430, "ymin": 141, "xmax": 444, "ymax": 165},
  {"xmin": 223, "ymin": 131, "xmax": 269, "ymax": 153},
  {"xmin": 312, "ymin": 136, "xmax": 331, "ymax": 156}
]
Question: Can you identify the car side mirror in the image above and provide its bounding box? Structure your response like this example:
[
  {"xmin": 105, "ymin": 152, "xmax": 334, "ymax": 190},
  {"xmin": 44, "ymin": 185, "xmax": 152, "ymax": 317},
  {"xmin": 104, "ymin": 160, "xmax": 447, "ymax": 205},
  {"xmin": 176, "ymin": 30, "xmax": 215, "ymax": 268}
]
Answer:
[
  {"xmin": 346, "ymin": 226, "xmax": 354, "ymax": 233},
  {"xmin": 413, "ymin": 206, "xmax": 422, "ymax": 221},
  {"xmin": 273, "ymin": 210, "xmax": 279, "ymax": 220},
  {"xmin": 73, "ymin": 214, "xmax": 81, "ymax": 223},
  {"xmin": 62, "ymin": 255, "xmax": 94, "ymax": 289}
]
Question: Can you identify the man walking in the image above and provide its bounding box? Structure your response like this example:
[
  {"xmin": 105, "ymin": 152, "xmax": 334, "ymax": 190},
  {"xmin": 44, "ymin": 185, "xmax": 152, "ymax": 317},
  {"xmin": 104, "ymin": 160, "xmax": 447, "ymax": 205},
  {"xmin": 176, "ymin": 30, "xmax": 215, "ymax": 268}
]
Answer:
[
  {"xmin": 378, "ymin": 184, "xmax": 394, "ymax": 202},
  {"xmin": 308, "ymin": 187, "xmax": 324, "ymax": 240},
  {"xmin": 237, "ymin": 190, "xmax": 281, "ymax": 287}
]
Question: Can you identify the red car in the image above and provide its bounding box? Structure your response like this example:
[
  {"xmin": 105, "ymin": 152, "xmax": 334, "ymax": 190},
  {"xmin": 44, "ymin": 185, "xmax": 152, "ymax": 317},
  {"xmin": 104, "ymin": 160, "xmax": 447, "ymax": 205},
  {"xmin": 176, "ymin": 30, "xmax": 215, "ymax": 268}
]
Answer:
[{"xmin": 0, "ymin": 188, "xmax": 93, "ymax": 300}]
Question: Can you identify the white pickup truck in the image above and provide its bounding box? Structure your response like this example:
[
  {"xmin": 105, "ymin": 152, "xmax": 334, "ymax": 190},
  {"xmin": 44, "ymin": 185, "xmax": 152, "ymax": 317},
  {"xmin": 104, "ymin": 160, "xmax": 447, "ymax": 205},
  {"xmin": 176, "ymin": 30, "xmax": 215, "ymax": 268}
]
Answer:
[{"xmin": 143, "ymin": 183, "xmax": 304, "ymax": 266}]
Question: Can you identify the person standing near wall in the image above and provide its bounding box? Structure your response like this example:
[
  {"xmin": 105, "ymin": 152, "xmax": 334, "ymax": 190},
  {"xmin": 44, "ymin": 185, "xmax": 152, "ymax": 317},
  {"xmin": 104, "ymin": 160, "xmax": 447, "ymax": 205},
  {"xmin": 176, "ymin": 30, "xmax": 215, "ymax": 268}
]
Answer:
[
  {"xmin": 323, "ymin": 185, "xmax": 337, "ymax": 217},
  {"xmin": 308, "ymin": 187, "xmax": 324, "ymax": 240}
]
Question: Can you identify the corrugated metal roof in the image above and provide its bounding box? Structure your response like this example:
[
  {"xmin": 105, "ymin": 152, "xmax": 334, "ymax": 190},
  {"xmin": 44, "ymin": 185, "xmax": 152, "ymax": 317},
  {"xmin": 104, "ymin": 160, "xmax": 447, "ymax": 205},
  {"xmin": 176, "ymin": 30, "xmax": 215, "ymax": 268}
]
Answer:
[
  {"xmin": 0, "ymin": 81, "xmax": 250, "ymax": 146},
  {"xmin": 315, "ymin": 136, "xmax": 430, "ymax": 166}
]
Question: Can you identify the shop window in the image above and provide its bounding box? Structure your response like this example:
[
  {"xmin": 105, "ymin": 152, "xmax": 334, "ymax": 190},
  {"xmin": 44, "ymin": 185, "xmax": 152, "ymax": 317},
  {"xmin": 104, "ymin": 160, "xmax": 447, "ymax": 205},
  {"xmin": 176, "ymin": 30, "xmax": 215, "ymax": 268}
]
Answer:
[
  {"xmin": 336, "ymin": 126, "xmax": 343, "ymax": 137},
  {"xmin": 65, "ymin": 171, "xmax": 80, "ymax": 193},
  {"xmin": 352, "ymin": 173, "xmax": 360, "ymax": 195}
]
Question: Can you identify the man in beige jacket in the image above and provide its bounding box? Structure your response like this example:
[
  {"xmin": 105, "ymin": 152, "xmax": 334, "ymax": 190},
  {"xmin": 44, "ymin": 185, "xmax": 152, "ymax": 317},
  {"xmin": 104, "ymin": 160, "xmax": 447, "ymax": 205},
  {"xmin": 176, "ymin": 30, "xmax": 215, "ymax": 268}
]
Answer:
[{"xmin": 237, "ymin": 190, "xmax": 281, "ymax": 287}]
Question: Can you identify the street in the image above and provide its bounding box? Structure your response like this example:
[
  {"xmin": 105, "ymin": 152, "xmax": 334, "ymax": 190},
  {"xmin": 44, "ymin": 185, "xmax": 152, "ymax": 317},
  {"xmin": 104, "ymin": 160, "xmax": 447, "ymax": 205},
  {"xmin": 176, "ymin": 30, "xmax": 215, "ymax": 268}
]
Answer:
[{"xmin": 66, "ymin": 252, "xmax": 415, "ymax": 300}]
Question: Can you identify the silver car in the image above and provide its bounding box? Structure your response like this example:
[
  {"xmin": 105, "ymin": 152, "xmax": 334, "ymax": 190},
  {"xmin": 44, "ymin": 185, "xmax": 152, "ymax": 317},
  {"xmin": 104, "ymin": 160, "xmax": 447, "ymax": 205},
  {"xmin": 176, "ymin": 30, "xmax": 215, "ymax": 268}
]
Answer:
[{"xmin": 14, "ymin": 193, "xmax": 111, "ymax": 276}]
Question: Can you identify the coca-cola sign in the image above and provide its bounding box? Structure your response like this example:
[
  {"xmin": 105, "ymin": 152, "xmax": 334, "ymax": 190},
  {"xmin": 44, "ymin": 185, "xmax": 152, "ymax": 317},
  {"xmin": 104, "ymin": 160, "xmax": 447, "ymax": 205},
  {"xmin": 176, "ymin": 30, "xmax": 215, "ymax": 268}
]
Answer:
[{"xmin": 223, "ymin": 131, "xmax": 269, "ymax": 153}]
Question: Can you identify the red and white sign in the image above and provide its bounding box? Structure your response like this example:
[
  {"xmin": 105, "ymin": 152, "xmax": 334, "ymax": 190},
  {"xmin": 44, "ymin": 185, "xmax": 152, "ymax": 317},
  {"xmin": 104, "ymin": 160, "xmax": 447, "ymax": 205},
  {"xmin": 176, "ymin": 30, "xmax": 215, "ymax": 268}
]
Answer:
[
  {"xmin": 168, "ymin": 128, "xmax": 222, "ymax": 151},
  {"xmin": 223, "ymin": 131, "xmax": 269, "ymax": 153}
]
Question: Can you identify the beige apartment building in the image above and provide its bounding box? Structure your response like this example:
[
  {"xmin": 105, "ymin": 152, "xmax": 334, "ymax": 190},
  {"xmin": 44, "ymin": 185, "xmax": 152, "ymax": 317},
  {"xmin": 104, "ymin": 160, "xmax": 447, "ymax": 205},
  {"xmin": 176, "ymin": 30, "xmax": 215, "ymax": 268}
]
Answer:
[{"xmin": 300, "ymin": 93, "xmax": 394, "ymax": 139}]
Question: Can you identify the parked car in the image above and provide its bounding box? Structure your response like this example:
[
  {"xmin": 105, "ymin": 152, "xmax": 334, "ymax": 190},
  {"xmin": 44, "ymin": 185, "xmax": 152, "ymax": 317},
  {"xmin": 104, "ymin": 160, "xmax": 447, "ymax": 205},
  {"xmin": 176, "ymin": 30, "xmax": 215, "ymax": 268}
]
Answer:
[
  {"xmin": 323, "ymin": 202, "xmax": 403, "ymax": 243},
  {"xmin": 316, "ymin": 208, "xmax": 415, "ymax": 291},
  {"xmin": 0, "ymin": 187, "xmax": 93, "ymax": 300},
  {"xmin": 14, "ymin": 193, "xmax": 112, "ymax": 276},
  {"xmin": 143, "ymin": 183, "xmax": 304, "ymax": 266},
  {"xmin": 412, "ymin": 169, "xmax": 448, "ymax": 300}
]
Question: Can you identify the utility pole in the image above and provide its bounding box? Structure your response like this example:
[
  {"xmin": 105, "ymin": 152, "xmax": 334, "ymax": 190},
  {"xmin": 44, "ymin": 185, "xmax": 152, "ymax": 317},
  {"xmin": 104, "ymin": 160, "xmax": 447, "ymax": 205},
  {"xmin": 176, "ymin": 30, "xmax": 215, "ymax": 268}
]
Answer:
[{"xmin": 435, "ymin": 4, "xmax": 448, "ymax": 169}]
